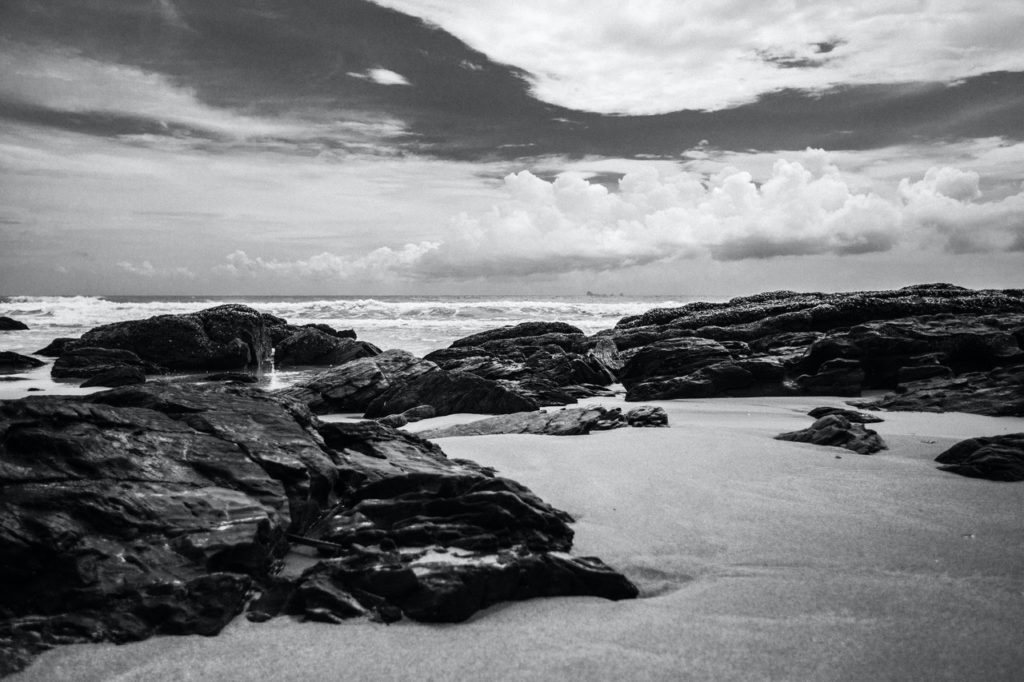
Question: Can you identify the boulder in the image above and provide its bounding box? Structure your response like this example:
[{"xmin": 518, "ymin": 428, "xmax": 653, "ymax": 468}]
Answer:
[
  {"xmin": 795, "ymin": 358, "xmax": 865, "ymax": 396},
  {"xmin": 268, "ymin": 322, "xmax": 356, "ymax": 346},
  {"xmin": 0, "ymin": 384, "xmax": 637, "ymax": 674},
  {"xmin": 625, "ymin": 405, "xmax": 670, "ymax": 427},
  {"xmin": 450, "ymin": 321, "xmax": 586, "ymax": 349},
  {"xmin": 775, "ymin": 414, "xmax": 887, "ymax": 454},
  {"xmin": 50, "ymin": 346, "xmax": 152, "ymax": 379},
  {"xmin": 376, "ymin": 404, "xmax": 436, "ymax": 429},
  {"xmin": 806, "ymin": 406, "xmax": 884, "ymax": 423},
  {"xmin": 363, "ymin": 370, "xmax": 539, "ymax": 419},
  {"xmin": 57, "ymin": 304, "xmax": 274, "ymax": 372},
  {"xmin": 34, "ymin": 337, "xmax": 77, "ymax": 357},
  {"xmin": 852, "ymin": 366, "xmax": 1024, "ymax": 417},
  {"xmin": 274, "ymin": 328, "xmax": 381, "ymax": 367},
  {"xmin": 0, "ymin": 351, "xmax": 44, "ymax": 373},
  {"xmin": 79, "ymin": 365, "xmax": 146, "ymax": 387},
  {"xmin": 934, "ymin": 434, "xmax": 1024, "ymax": 481},
  {"xmin": 277, "ymin": 349, "xmax": 437, "ymax": 414},
  {"xmin": 0, "ymin": 316, "xmax": 28, "ymax": 331}
]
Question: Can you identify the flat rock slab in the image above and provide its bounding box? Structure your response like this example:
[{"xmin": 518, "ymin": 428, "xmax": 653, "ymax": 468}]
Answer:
[
  {"xmin": 807, "ymin": 406, "xmax": 884, "ymax": 423},
  {"xmin": 418, "ymin": 405, "xmax": 668, "ymax": 438},
  {"xmin": 935, "ymin": 433, "xmax": 1024, "ymax": 481},
  {"xmin": 775, "ymin": 414, "xmax": 887, "ymax": 454}
]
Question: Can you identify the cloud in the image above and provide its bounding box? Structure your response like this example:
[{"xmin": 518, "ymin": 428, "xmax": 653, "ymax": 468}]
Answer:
[
  {"xmin": 347, "ymin": 68, "xmax": 412, "ymax": 86},
  {"xmin": 214, "ymin": 150, "xmax": 1024, "ymax": 283},
  {"xmin": 117, "ymin": 260, "xmax": 196, "ymax": 278},
  {"xmin": 372, "ymin": 0, "xmax": 1024, "ymax": 113},
  {"xmin": 0, "ymin": 42, "xmax": 408, "ymax": 143}
]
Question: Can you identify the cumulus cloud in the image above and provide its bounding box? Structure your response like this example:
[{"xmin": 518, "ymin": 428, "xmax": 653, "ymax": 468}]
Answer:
[
  {"xmin": 373, "ymin": 0, "xmax": 1024, "ymax": 113},
  {"xmin": 212, "ymin": 151, "xmax": 1023, "ymax": 284},
  {"xmin": 117, "ymin": 260, "xmax": 195, "ymax": 279},
  {"xmin": 216, "ymin": 243, "xmax": 439, "ymax": 281}
]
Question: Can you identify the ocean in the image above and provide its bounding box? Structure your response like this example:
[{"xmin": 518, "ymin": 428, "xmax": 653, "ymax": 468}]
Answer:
[{"xmin": 0, "ymin": 294, "xmax": 708, "ymax": 396}]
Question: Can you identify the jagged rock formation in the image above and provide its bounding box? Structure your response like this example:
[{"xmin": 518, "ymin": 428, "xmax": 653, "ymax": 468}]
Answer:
[
  {"xmin": 852, "ymin": 366, "xmax": 1024, "ymax": 417},
  {"xmin": 46, "ymin": 305, "xmax": 275, "ymax": 375},
  {"xmin": 0, "ymin": 383, "xmax": 637, "ymax": 675},
  {"xmin": 416, "ymin": 405, "xmax": 668, "ymax": 438},
  {"xmin": 604, "ymin": 285, "xmax": 1024, "ymax": 412},
  {"xmin": 364, "ymin": 370, "xmax": 539, "ymax": 419},
  {"xmin": 273, "ymin": 328, "xmax": 381, "ymax": 367},
  {"xmin": 278, "ymin": 349, "xmax": 438, "ymax": 414},
  {"xmin": 775, "ymin": 413, "xmax": 888, "ymax": 454},
  {"xmin": 425, "ymin": 321, "xmax": 617, "ymax": 406},
  {"xmin": 934, "ymin": 433, "xmax": 1024, "ymax": 481}
]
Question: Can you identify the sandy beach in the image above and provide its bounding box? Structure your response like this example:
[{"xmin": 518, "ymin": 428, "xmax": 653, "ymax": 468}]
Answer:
[{"xmin": 12, "ymin": 394, "xmax": 1024, "ymax": 681}]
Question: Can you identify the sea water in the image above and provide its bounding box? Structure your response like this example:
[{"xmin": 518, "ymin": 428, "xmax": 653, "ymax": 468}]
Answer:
[{"xmin": 0, "ymin": 294, "xmax": 707, "ymax": 396}]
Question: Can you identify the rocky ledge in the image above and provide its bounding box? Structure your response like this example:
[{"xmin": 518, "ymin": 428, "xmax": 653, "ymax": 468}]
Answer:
[
  {"xmin": 934, "ymin": 433, "xmax": 1024, "ymax": 481},
  {"xmin": 0, "ymin": 383, "xmax": 636, "ymax": 675},
  {"xmin": 601, "ymin": 284, "xmax": 1024, "ymax": 415},
  {"xmin": 417, "ymin": 405, "xmax": 669, "ymax": 439}
]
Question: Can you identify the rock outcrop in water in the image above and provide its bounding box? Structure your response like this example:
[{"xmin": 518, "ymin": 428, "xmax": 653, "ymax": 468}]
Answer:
[
  {"xmin": 0, "ymin": 317, "xmax": 29, "ymax": 331},
  {"xmin": 0, "ymin": 351, "xmax": 44, "ymax": 373},
  {"xmin": 604, "ymin": 285, "xmax": 1024, "ymax": 414},
  {"xmin": 46, "ymin": 305, "xmax": 275, "ymax": 376},
  {"xmin": 0, "ymin": 383, "xmax": 636, "ymax": 675}
]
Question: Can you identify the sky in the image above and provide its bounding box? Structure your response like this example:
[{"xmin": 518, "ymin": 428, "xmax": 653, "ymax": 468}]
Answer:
[{"xmin": 1, "ymin": 0, "xmax": 1023, "ymax": 296}]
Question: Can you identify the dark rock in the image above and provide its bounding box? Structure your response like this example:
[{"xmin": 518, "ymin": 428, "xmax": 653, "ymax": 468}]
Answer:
[
  {"xmin": 267, "ymin": 321, "xmax": 356, "ymax": 346},
  {"xmin": 277, "ymin": 349, "xmax": 437, "ymax": 414},
  {"xmin": 450, "ymin": 321, "xmax": 586, "ymax": 349},
  {"xmin": 51, "ymin": 346, "xmax": 152, "ymax": 379},
  {"xmin": 806, "ymin": 406, "xmax": 884, "ymax": 423},
  {"xmin": 0, "ymin": 351, "xmax": 44, "ymax": 373},
  {"xmin": 624, "ymin": 406, "xmax": 669, "ymax": 427},
  {"xmin": 417, "ymin": 405, "xmax": 631, "ymax": 438},
  {"xmin": 0, "ymin": 316, "xmax": 29, "ymax": 331},
  {"xmin": 377, "ymin": 404, "xmax": 436, "ymax": 429},
  {"xmin": 795, "ymin": 358, "xmax": 865, "ymax": 396},
  {"xmin": 275, "ymin": 328, "xmax": 381, "ymax": 367},
  {"xmin": 852, "ymin": 366, "xmax": 1024, "ymax": 417},
  {"xmin": 363, "ymin": 370, "xmax": 539, "ymax": 419},
  {"xmin": 79, "ymin": 365, "xmax": 146, "ymax": 387},
  {"xmin": 934, "ymin": 434, "xmax": 1024, "ymax": 481},
  {"xmin": 0, "ymin": 383, "xmax": 636, "ymax": 673},
  {"xmin": 34, "ymin": 337, "xmax": 78, "ymax": 357},
  {"xmin": 60, "ymin": 304, "xmax": 274, "ymax": 372},
  {"xmin": 775, "ymin": 414, "xmax": 887, "ymax": 454}
]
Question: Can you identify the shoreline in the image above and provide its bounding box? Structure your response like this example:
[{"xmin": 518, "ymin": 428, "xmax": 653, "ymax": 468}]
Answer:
[{"xmin": 13, "ymin": 394, "xmax": 1024, "ymax": 681}]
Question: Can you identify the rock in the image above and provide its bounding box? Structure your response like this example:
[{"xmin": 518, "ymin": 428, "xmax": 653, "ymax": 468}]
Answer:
[
  {"xmin": 417, "ymin": 405, "xmax": 632, "ymax": 438},
  {"xmin": 0, "ymin": 383, "xmax": 636, "ymax": 673},
  {"xmin": 795, "ymin": 358, "xmax": 865, "ymax": 396},
  {"xmin": 775, "ymin": 414, "xmax": 887, "ymax": 454},
  {"xmin": 377, "ymin": 405, "xmax": 436, "ymax": 429},
  {"xmin": 934, "ymin": 434, "xmax": 1024, "ymax": 481},
  {"xmin": 34, "ymin": 337, "xmax": 78, "ymax": 357},
  {"xmin": 56, "ymin": 304, "xmax": 274, "ymax": 373},
  {"xmin": 450, "ymin": 321, "xmax": 586, "ymax": 349},
  {"xmin": 50, "ymin": 346, "xmax": 152, "ymax": 379},
  {"xmin": 0, "ymin": 316, "xmax": 28, "ymax": 331},
  {"xmin": 275, "ymin": 328, "xmax": 381, "ymax": 367},
  {"xmin": 363, "ymin": 370, "xmax": 539, "ymax": 419},
  {"xmin": 267, "ymin": 322, "xmax": 356, "ymax": 346},
  {"xmin": 79, "ymin": 365, "xmax": 146, "ymax": 387},
  {"xmin": 806, "ymin": 406, "xmax": 884, "ymax": 423},
  {"xmin": 277, "ymin": 349, "xmax": 437, "ymax": 414},
  {"xmin": 625, "ymin": 406, "xmax": 669, "ymax": 427},
  {"xmin": 0, "ymin": 351, "xmax": 44, "ymax": 373},
  {"xmin": 852, "ymin": 366, "xmax": 1024, "ymax": 417}
]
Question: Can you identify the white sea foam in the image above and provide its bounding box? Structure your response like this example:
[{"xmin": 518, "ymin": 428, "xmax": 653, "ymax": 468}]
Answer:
[{"xmin": 0, "ymin": 294, "xmax": 699, "ymax": 359}]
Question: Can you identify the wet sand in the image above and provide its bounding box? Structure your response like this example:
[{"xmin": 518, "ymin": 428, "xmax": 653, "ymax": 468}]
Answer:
[{"xmin": 13, "ymin": 396, "xmax": 1024, "ymax": 681}]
